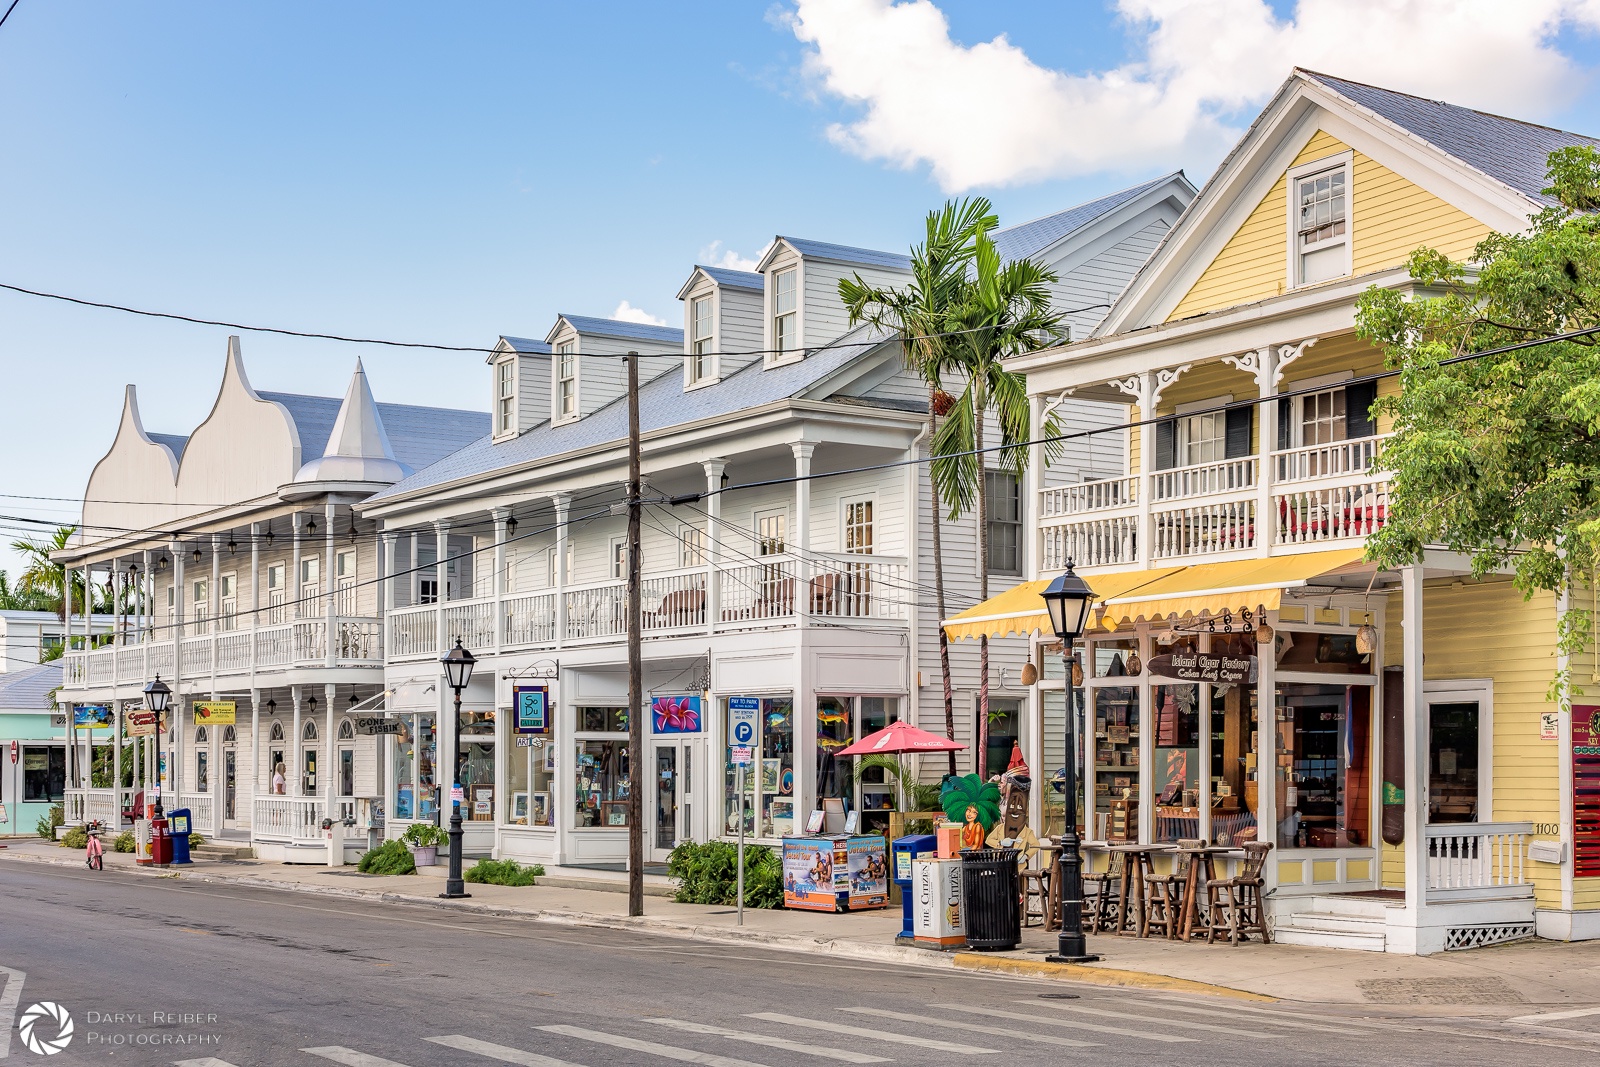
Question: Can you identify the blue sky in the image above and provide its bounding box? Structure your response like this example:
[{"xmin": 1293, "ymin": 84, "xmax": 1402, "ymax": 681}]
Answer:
[{"xmin": 4, "ymin": 1, "xmax": 1600, "ymax": 577}]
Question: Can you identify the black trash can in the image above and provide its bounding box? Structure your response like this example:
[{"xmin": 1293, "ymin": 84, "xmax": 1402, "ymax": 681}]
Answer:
[{"xmin": 960, "ymin": 847, "xmax": 1021, "ymax": 950}]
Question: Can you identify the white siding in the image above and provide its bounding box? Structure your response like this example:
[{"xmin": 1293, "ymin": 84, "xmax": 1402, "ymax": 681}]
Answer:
[
  {"xmin": 1042, "ymin": 218, "xmax": 1172, "ymax": 342},
  {"xmin": 517, "ymin": 353, "xmax": 552, "ymax": 436}
]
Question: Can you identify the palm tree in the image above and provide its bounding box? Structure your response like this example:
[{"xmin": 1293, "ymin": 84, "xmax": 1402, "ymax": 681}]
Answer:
[
  {"xmin": 935, "ymin": 230, "xmax": 1068, "ymax": 778},
  {"xmin": 11, "ymin": 526, "xmax": 78, "ymax": 621},
  {"xmin": 0, "ymin": 569, "xmax": 59, "ymax": 614},
  {"xmin": 840, "ymin": 198, "xmax": 997, "ymax": 776}
]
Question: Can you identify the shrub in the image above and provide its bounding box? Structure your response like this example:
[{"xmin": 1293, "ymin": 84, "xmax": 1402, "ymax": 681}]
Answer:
[
  {"xmin": 188, "ymin": 833, "xmax": 205, "ymax": 848},
  {"xmin": 36, "ymin": 804, "xmax": 63, "ymax": 839},
  {"xmin": 401, "ymin": 823, "xmax": 447, "ymax": 848},
  {"xmin": 112, "ymin": 831, "xmax": 136, "ymax": 853},
  {"xmin": 357, "ymin": 839, "xmax": 416, "ymax": 875},
  {"xmin": 667, "ymin": 841, "xmax": 783, "ymax": 909},
  {"xmin": 60, "ymin": 825, "xmax": 89, "ymax": 850},
  {"xmin": 463, "ymin": 858, "xmax": 544, "ymax": 886}
]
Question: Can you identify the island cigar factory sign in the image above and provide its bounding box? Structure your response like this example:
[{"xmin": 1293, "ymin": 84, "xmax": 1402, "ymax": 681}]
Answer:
[{"xmin": 1146, "ymin": 651, "xmax": 1258, "ymax": 684}]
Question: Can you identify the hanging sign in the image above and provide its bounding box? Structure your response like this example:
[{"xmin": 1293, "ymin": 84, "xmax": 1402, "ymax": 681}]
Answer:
[
  {"xmin": 355, "ymin": 717, "xmax": 404, "ymax": 735},
  {"xmin": 1573, "ymin": 706, "xmax": 1600, "ymax": 877},
  {"xmin": 73, "ymin": 705, "xmax": 114, "ymax": 730},
  {"xmin": 193, "ymin": 701, "xmax": 236, "ymax": 726},
  {"xmin": 1146, "ymin": 652, "xmax": 1256, "ymax": 684},
  {"xmin": 127, "ymin": 711, "xmax": 160, "ymax": 738},
  {"xmin": 731, "ymin": 745, "xmax": 754, "ymax": 766},
  {"xmin": 513, "ymin": 685, "xmax": 549, "ymax": 734},
  {"xmin": 652, "ymin": 694, "xmax": 703, "ymax": 734}
]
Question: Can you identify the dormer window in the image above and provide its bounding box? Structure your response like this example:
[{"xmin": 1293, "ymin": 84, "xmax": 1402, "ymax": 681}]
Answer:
[
  {"xmin": 1289, "ymin": 154, "xmax": 1351, "ymax": 287},
  {"xmin": 496, "ymin": 359, "xmax": 515, "ymax": 435},
  {"xmin": 772, "ymin": 268, "xmax": 798, "ymax": 358},
  {"xmin": 556, "ymin": 341, "xmax": 577, "ymax": 419},
  {"xmin": 689, "ymin": 295, "xmax": 714, "ymax": 384}
]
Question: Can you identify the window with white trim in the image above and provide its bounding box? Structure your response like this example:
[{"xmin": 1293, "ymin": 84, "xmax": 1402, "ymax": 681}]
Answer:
[
  {"xmin": 772, "ymin": 269, "xmax": 797, "ymax": 358},
  {"xmin": 610, "ymin": 537, "xmax": 626, "ymax": 580},
  {"xmin": 1182, "ymin": 412, "xmax": 1226, "ymax": 466},
  {"xmin": 984, "ymin": 471, "xmax": 1022, "ymax": 576},
  {"xmin": 679, "ymin": 524, "xmax": 707, "ymax": 568},
  {"xmin": 842, "ymin": 499, "xmax": 873, "ymax": 554},
  {"xmin": 689, "ymin": 296, "xmax": 714, "ymax": 384},
  {"xmin": 1292, "ymin": 161, "xmax": 1350, "ymax": 286},
  {"xmin": 547, "ymin": 542, "xmax": 573, "ymax": 587},
  {"xmin": 496, "ymin": 358, "xmax": 515, "ymax": 435},
  {"xmin": 556, "ymin": 341, "xmax": 577, "ymax": 418},
  {"xmin": 219, "ymin": 573, "xmax": 236, "ymax": 631}
]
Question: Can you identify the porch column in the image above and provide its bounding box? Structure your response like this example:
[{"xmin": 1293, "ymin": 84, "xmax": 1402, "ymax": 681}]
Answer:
[
  {"xmin": 792, "ymin": 444, "xmax": 813, "ymax": 555},
  {"xmin": 324, "ymin": 682, "xmax": 337, "ymax": 816},
  {"xmin": 325, "ymin": 503, "xmax": 338, "ymax": 667},
  {"xmin": 249, "ymin": 521, "xmax": 261, "ymax": 628},
  {"xmin": 290, "ymin": 685, "xmax": 302, "ymax": 802},
  {"xmin": 141, "ymin": 549, "xmax": 152, "ymax": 644},
  {"xmin": 433, "ymin": 521, "xmax": 449, "ymax": 653},
  {"xmin": 113, "ymin": 699, "xmax": 122, "ymax": 812},
  {"xmin": 703, "ymin": 459, "xmax": 726, "ymax": 633},
  {"xmin": 1258, "ymin": 371, "xmax": 1278, "ymax": 558},
  {"xmin": 408, "ymin": 532, "xmax": 420, "ymax": 609},
  {"xmin": 172, "ymin": 544, "xmax": 185, "ymax": 801},
  {"xmin": 491, "ymin": 508, "xmax": 508, "ymax": 650},
  {"xmin": 1402, "ymin": 564, "xmax": 1428, "ymax": 913},
  {"xmin": 1135, "ymin": 376, "xmax": 1155, "ymax": 568},
  {"xmin": 249, "ymin": 688, "xmax": 261, "ymax": 832},
  {"xmin": 381, "ymin": 532, "xmax": 397, "ymax": 616},
  {"xmin": 292, "ymin": 514, "xmax": 303, "ymax": 620},
  {"xmin": 1256, "ymin": 618, "xmax": 1278, "ymax": 888},
  {"xmin": 553, "ymin": 495, "xmax": 570, "ymax": 648},
  {"xmin": 1025, "ymin": 394, "xmax": 1045, "ymax": 581}
]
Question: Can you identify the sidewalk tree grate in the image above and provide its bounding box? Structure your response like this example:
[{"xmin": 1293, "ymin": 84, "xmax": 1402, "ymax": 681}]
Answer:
[{"xmin": 1357, "ymin": 978, "xmax": 1527, "ymax": 1005}]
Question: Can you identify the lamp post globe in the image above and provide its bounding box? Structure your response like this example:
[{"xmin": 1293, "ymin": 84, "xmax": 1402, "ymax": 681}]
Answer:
[
  {"xmin": 1041, "ymin": 561, "xmax": 1100, "ymax": 964},
  {"xmin": 440, "ymin": 639, "xmax": 476, "ymax": 899},
  {"xmin": 143, "ymin": 674, "xmax": 172, "ymax": 817}
]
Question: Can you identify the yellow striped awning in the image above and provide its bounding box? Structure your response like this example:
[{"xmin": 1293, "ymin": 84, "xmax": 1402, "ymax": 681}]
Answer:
[
  {"xmin": 942, "ymin": 567, "xmax": 1181, "ymax": 641},
  {"xmin": 1098, "ymin": 547, "xmax": 1368, "ymax": 627}
]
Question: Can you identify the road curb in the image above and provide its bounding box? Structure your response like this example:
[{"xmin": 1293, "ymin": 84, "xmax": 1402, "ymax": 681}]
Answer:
[{"xmin": 950, "ymin": 952, "xmax": 1277, "ymax": 1001}]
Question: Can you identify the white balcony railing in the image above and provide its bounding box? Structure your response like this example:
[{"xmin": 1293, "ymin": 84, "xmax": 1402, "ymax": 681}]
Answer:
[
  {"xmin": 504, "ymin": 592, "xmax": 557, "ymax": 647},
  {"xmin": 1041, "ymin": 516, "xmax": 1139, "ymax": 570},
  {"xmin": 1041, "ymin": 476, "xmax": 1138, "ymax": 516},
  {"xmin": 1273, "ymin": 480, "xmax": 1388, "ymax": 547},
  {"xmin": 1150, "ymin": 456, "xmax": 1257, "ymax": 502},
  {"xmin": 252, "ymin": 795, "xmax": 327, "ymax": 843},
  {"xmin": 642, "ymin": 568, "xmax": 709, "ymax": 631},
  {"xmin": 567, "ymin": 580, "xmax": 626, "ymax": 641},
  {"xmin": 1425, "ymin": 822, "xmax": 1532, "ymax": 898},
  {"xmin": 442, "ymin": 600, "xmax": 495, "ymax": 650},
  {"xmin": 1273, "ymin": 433, "xmax": 1392, "ymax": 483},
  {"xmin": 1152, "ymin": 499, "xmax": 1256, "ymax": 559}
]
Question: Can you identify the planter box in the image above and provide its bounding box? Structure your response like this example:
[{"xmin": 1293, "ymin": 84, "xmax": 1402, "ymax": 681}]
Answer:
[{"xmin": 409, "ymin": 845, "xmax": 438, "ymax": 867}]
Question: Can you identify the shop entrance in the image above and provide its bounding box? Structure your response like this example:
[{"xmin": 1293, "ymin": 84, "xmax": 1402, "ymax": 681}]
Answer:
[
  {"xmin": 1426, "ymin": 687, "xmax": 1491, "ymax": 823},
  {"xmin": 223, "ymin": 748, "xmax": 238, "ymax": 828},
  {"xmin": 651, "ymin": 738, "xmax": 694, "ymax": 862}
]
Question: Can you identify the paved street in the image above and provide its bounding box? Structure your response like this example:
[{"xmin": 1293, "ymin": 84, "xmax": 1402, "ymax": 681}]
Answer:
[{"xmin": 2, "ymin": 863, "xmax": 1597, "ymax": 1067}]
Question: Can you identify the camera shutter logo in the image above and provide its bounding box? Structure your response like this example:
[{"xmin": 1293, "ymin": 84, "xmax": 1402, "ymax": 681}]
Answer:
[{"xmin": 19, "ymin": 1001, "xmax": 74, "ymax": 1055}]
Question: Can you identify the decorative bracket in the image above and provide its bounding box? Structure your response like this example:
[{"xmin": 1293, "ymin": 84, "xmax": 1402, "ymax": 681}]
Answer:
[
  {"xmin": 505, "ymin": 659, "xmax": 559, "ymax": 681},
  {"xmin": 1109, "ymin": 365, "xmax": 1191, "ymax": 413},
  {"xmin": 1221, "ymin": 337, "xmax": 1319, "ymax": 394},
  {"xmin": 1273, "ymin": 337, "xmax": 1318, "ymax": 388}
]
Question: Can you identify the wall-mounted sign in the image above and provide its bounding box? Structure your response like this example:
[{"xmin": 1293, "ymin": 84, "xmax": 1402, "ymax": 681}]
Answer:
[
  {"xmin": 193, "ymin": 701, "xmax": 236, "ymax": 725},
  {"xmin": 73, "ymin": 705, "xmax": 114, "ymax": 730},
  {"xmin": 355, "ymin": 717, "xmax": 404, "ymax": 735},
  {"xmin": 513, "ymin": 686, "xmax": 549, "ymax": 734},
  {"xmin": 1574, "ymin": 706, "xmax": 1600, "ymax": 877},
  {"xmin": 1146, "ymin": 652, "xmax": 1257, "ymax": 684},
  {"xmin": 514, "ymin": 735, "xmax": 545, "ymax": 749},
  {"xmin": 1541, "ymin": 712, "xmax": 1560, "ymax": 741},
  {"xmin": 652, "ymin": 694, "xmax": 702, "ymax": 734}
]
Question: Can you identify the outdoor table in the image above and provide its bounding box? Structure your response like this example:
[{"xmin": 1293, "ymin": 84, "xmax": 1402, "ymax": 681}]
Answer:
[
  {"xmin": 1177, "ymin": 844, "xmax": 1243, "ymax": 940},
  {"xmin": 1109, "ymin": 842, "xmax": 1172, "ymax": 936},
  {"xmin": 1038, "ymin": 839, "xmax": 1107, "ymax": 932}
]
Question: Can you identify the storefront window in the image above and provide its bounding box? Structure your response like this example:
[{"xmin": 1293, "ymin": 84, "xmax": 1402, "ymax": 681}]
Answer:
[
  {"xmin": 1151, "ymin": 682, "xmax": 1199, "ymax": 842},
  {"xmin": 1276, "ymin": 630, "xmax": 1372, "ymax": 674},
  {"xmin": 575, "ymin": 738, "xmax": 630, "ymax": 827},
  {"xmin": 460, "ymin": 711, "xmax": 496, "ymax": 823},
  {"xmin": 392, "ymin": 715, "xmax": 437, "ymax": 821},
  {"xmin": 1275, "ymin": 683, "xmax": 1372, "ymax": 848},
  {"xmin": 815, "ymin": 695, "xmax": 900, "ymax": 834},
  {"xmin": 23, "ymin": 746, "xmax": 65, "ymax": 802},
  {"xmin": 984, "ymin": 697, "xmax": 1021, "ymax": 785},
  {"xmin": 722, "ymin": 695, "xmax": 794, "ymax": 839},
  {"xmin": 507, "ymin": 712, "xmax": 556, "ymax": 829}
]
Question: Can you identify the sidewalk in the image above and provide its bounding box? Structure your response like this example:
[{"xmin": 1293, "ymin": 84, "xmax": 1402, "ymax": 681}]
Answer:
[{"xmin": 6, "ymin": 836, "xmax": 1599, "ymax": 1013}]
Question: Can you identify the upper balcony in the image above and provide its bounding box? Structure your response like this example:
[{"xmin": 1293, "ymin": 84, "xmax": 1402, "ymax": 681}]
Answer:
[
  {"xmin": 386, "ymin": 551, "xmax": 909, "ymax": 662},
  {"xmin": 1040, "ymin": 432, "xmax": 1392, "ymax": 572}
]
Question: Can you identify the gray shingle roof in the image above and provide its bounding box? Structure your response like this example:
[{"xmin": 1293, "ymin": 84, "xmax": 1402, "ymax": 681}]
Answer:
[
  {"xmin": 260, "ymin": 392, "xmax": 488, "ymax": 474},
  {"xmin": 1304, "ymin": 70, "xmax": 1600, "ymax": 204},
  {"xmin": 147, "ymin": 432, "xmax": 189, "ymax": 461},
  {"xmin": 0, "ymin": 662, "xmax": 60, "ymax": 711},
  {"xmin": 368, "ymin": 323, "xmax": 898, "ymax": 501},
  {"xmin": 500, "ymin": 335, "xmax": 552, "ymax": 354},
  {"xmin": 991, "ymin": 173, "xmax": 1185, "ymax": 263},
  {"xmin": 780, "ymin": 237, "xmax": 912, "ymax": 271},
  {"xmin": 558, "ymin": 315, "xmax": 685, "ymax": 344},
  {"xmin": 698, "ymin": 265, "xmax": 765, "ymax": 291}
]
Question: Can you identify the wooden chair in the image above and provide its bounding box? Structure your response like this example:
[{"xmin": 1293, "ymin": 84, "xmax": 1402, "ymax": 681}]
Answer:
[
  {"xmin": 1143, "ymin": 838, "xmax": 1203, "ymax": 940},
  {"xmin": 1021, "ymin": 850, "xmax": 1053, "ymax": 929},
  {"xmin": 1205, "ymin": 841, "xmax": 1274, "ymax": 945},
  {"xmin": 1082, "ymin": 849, "xmax": 1123, "ymax": 934}
]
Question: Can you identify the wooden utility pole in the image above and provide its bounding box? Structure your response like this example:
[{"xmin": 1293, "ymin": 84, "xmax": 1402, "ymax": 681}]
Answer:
[{"xmin": 625, "ymin": 351, "xmax": 645, "ymax": 916}]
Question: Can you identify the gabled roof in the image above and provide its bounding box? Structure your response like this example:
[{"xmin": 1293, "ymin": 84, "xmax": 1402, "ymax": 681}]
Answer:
[
  {"xmin": 698, "ymin": 265, "xmax": 765, "ymax": 291},
  {"xmin": 550, "ymin": 314, "xmax": 685, "ymax": 345},
  {"xmin": 1302, "ymin": 70, "xmax": 1600, "ymax": 205},
  {"xmin": 499, "ymin": 335, "xmax": 552, "ymax": 354},
  {"xmin": 991, "ymin": 172, "xmax": 1190, "ymax": 263},
  {"xmin": 761, "ymin": 237, "xmax": 912, "ymax": 272},
  {"xmin": 365, "ymin": 323, "xmax": 902, "ymax": 503},
  {"xmin": 0, "ymin": 662, "xmax": 60, "ymax": 712}
]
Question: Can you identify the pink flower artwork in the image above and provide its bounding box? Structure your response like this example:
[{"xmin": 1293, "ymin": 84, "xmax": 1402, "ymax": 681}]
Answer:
[{"xmin": 652, "ymin": 695, "xmax": 701, "ymax": 734}]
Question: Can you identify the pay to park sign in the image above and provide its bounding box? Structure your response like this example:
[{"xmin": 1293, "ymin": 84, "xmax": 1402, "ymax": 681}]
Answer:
[{"xmin": 1145, "ymin": 651, "xmax": 1257, "ymax": 684}]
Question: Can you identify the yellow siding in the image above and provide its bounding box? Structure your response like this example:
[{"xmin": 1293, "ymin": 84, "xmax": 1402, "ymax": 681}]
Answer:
[
  {"xmin": 1167, "ymin": 130, "xmax": 1493, "ymax": 322},
  {"xmin": 1384, "ymin": 579, "xmax": 1565, "ymax": 907}
]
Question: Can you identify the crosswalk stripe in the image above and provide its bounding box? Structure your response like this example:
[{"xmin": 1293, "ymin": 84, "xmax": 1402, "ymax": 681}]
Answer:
[
  {"xmin": 536, "ymin": 1024, "xmax": 776, "ymax": 1067},
  {"xmin": 426, "ymin": 1034, "xmax": 587, "ymax": 1067},
  {"xmin": 745, "ymin": 1013, "xmax": 998, "ymax": 1055},
  {"xmin": 1144, "ymin": 996, "xmax": 1392, "ymax": 1031},
  {"xmin": 174, "ymin": 1059, "xmax": 242, "ymax": 1067},
  {"xmin": 931, "ymin": 1004, "xmax": 1194, "ymax": 1043},
  {"xmin": 842, "ymin": 1007, "xmax": 1099, "ymax": 1049},
  {"xmin": 1140, "ymin": 1000, "xmax": 1354, "ymax": 1034},
  {"xmin": 1024, "ymin": 1001, "xmax": 1275, "ymax": 1037},
  {"xmin": 647, "ymin": 1018, "xmax": 889, "ymax": 1064},
  {"xmin": 302, "ymin": 1048, "xmax": 414, "ymax": 1067}
]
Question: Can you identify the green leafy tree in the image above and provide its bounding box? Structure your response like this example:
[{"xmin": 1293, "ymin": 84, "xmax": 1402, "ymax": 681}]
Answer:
[
  {"xmin": 840, "ymin": 198, "xmax": 997, "ymax": 775},
  {"xmin": 1355, "ymin": 145, "xmax": 1600, "ymax": 702},
  {"xmin": 937, "ymin": 231, "xmax": 1067, "ymax": 776},
  {"xmin": 0, "ymin": 569, "xmax": 58, "ymax": 614}
]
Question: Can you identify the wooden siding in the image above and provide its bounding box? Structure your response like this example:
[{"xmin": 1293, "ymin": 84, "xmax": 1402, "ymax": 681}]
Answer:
[
  {"xmin": 1046, "ymin": 218, "xmax": 1171, "ymax": 342},
  {"xmin": 1167, "ymin": 130, "xmax": 1494, "ymax": 322}
]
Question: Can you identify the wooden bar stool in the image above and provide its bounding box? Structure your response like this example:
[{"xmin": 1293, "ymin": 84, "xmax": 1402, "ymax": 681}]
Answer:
[
  {"xmin": 1143, "ymin": 838, "xmax": 1203, "ymax": 940},
  {"xmin": 1205, "ymin": 842, "xmax": 1274, "ymax": 945}
]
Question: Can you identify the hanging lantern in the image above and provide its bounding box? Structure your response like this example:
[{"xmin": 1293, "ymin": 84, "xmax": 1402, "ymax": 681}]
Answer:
[
  {"xmin": 506, "ymin": 514, "xmax": 519, "ymax": 538},
  {"xmin": 1126, "ymin": 650, "xmax": 1143, "ymax": 675},
  {"xmin": 1355, "ymin": 623, "xmax": 1378, "ymax": 654},
  {"xmin": 1071, "ymin": 656, "xmax": 1084, "ymax": 687},
  {"xmin": 192, "ymin": 546, "xmax": 202, "ymax": 564},
  {"xmin": 1255, "ymin": 619, "xmax": 1273, "ymax": 645},
  {"xmin": 228, "ymin": 534, "xmax": 238, "ymax": 554},
  {"xmin": 1019, "ymin": 661, "xmax": 1039, "ymax": 686}
]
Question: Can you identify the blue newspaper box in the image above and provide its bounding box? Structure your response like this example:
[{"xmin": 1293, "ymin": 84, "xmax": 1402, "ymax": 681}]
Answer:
[
  {"xmin": 892, "ymin": 834, "xmax": 936, "ymax": 939},
  {"xmin": 166, "ymin": 808, "xmax": 193, "ymax": 865}
]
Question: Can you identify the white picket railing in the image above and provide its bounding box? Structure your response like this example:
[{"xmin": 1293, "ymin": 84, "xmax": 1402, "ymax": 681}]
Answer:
[
  {"xmin": 387, "ymin": 605, "xmax": 437, "ymax": 661},
  {"xmin": 1040, "ymin": 476, "xmax": 1138, "ymax": 516},
  {"xmin": 442, "ymin": 600, "xmax": 495, "ymax": 650},
  {"xmin": 1041, "ymin": 516, "xmax": 1139, "ymax": 570},
  {"xmin": 1150, "ymin": 456, "xmax": 1257, "ymax": 502},
  {"xmin": 178, "ymin": 793, "xmax": 217, "ymax": 834},
  {"xmin": 63, "ymin": 788, "xmax": 130, "ymax": 826},
  {"xmin": 806, "ymin": 555, "xmax": 910, "ymax": 620},
  {"xmin": 641, "ymin": 568, "xmax": 709, "ymax": 631},
  {"xmin": 252, "ymin": 796, "xmax": 327, "ymax": 843},
  {"xmin": 1273, "ymin": 480, "xmax": 1389, "ymax": 546},
  {"xmin": 1425, "ymin": 822, "xmax": 1532, "ymax": 897},
  {"xmin": 567, "ymin": 581, "xmax": 627, "ymax": 640},
  {"xmin": 1273, "ymin": 433, "xmax": 1392, "ymax": 483},
  {"xmin": 504, "ymin": 592, "xmax": 557, "ymax": 647},
  {"xmin": 720, "ymin": 556, "xmax": 798, "ymax": 622},
  {"xmin": 1151, "ymin": 499, "xmax": 1256, "ymax": 559}
]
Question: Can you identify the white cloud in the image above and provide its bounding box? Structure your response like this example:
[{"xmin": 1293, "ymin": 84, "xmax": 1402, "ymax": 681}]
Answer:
[
  {"xmin": 610, "ymin": 300, "xmax": 667, "ymax": 326},
  {"xmin": 698, "ymin": 240, "xmax": 766, "ymax": 272},
  {"xmin": 788, "ymin": 0, "xmax": 1600, "ymax": 191}
]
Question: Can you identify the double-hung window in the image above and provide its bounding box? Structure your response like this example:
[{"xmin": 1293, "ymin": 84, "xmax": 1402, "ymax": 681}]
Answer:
[
  {"xmin": 984, "ymin": 471, "xmax": 1022, "ymax": 576},
  {"xmin": 772, "ymin": 269, "xmax": 797, "ymax": 358},
  {"xmin": 556, "ymin": 342, "xmax": 577, "ymax": 418},
  {"xmin": 689, "ymin": 296, "xmax": 714, "ymax": 384},
  {"xmin": 1292, "ymin": 158, "xmax": 1350, "ymax": 286},
  {"xmin": 679, "ymin": 525, "xmax": 707, "ymax": 568},
  {"xmin": 843, "ymin": 500, "xmax": 873, "ymax": 554},
  {"xmin": 496, "ymin": 359, "xmax": 515, "ymax": 435}
]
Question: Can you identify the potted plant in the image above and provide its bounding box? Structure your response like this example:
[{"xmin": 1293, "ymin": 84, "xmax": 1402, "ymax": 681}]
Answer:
[{"xmin": 402, "ymin": 822, "xmax": 447, "ymax": 866}]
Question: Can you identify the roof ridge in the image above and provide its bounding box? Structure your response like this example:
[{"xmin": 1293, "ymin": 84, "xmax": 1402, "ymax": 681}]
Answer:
[
  {"xmin": 1298, "ymin": 68, "xmax": 1597, "ymax": 141},
  {"xmin": 257, "ymin": 388, "xmax": 484, "ymax": 418},
  {"xmin": 993, "ymin": 171, "xmax": 1184, "ymax": 235}
]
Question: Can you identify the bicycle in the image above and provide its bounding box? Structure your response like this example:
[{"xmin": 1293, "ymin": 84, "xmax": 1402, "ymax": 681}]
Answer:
[{"xmin": 84, "ymin": 820, "xmax": 104, "ymax": 871}]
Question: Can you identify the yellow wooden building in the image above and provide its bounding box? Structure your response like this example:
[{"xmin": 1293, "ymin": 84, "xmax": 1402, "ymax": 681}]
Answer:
[{"xmin": 949, "ymin": 70, "xmax": 1600, "ymax": 954}]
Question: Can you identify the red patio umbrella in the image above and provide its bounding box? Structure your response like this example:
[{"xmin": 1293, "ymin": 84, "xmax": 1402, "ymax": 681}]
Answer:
[{"xmin": 836, "ymin": 720, "xmax": 966, "ymax": 757}]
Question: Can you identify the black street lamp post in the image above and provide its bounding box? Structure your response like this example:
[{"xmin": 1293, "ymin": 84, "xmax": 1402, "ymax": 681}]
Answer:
[
  {"xmin": 440, "ymin": 638, "xmax": 476, "ymax": 899},
  {"xmin": 1040, "ymin": 560, "xmax": 1100, "ymax": 964},
  {"xmin": 142, "ymin": 674, "xmax": 171, "ymax": 818}
]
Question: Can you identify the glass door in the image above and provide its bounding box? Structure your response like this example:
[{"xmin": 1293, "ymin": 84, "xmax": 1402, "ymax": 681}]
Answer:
[
  {"xmin": 1427, "ymin": 695, "xmax": 1486, "ymax": 823},
  {"xmin": 651, "ymin": 739, "xmax": 692, "ymax": 862},
  {"xmin": 223, "ymin": 749, "xmax": 237, "ymax": 825}
]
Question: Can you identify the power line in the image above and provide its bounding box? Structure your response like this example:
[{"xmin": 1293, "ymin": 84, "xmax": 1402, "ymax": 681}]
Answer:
[{"xmin": 0, "ymin": 1, "xmax": 20, "ymax": 32}]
